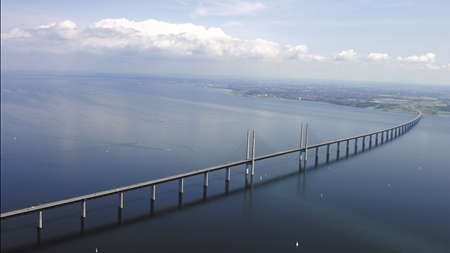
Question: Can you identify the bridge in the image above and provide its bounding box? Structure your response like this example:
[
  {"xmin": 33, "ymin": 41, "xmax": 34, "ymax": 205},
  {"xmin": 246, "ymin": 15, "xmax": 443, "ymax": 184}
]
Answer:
[{"xmin": 1, "ymin": 111, "xmax": 422, "ymax": 230}]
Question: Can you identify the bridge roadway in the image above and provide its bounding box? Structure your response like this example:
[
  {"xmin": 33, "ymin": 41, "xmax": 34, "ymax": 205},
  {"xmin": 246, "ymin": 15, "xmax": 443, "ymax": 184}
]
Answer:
[{"xmin": 1, "ymin": 112, "xmax": 421, "ymax": 221}]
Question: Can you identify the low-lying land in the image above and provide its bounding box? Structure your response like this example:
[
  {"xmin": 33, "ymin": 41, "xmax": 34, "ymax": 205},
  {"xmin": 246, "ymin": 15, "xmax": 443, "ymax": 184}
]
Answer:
[{"xmin": 218, "ymin": 81, "xmax": 450, "ymax": 115}]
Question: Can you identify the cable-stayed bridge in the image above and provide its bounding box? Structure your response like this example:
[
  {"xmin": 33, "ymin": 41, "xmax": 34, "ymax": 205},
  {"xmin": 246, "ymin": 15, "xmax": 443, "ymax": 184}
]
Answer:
[{"xmin": 1, "ymin": 112, "xmax": 421, "ymax": 232}]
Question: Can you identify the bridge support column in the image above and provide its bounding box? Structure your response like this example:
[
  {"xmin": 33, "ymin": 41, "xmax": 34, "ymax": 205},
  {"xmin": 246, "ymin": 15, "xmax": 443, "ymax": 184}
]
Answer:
[
  {"xmin": 204, "ymin": 172, "xmax": 209, "ymax": 187},
  {"xmin": 390, "ymin": 129, "xmax": 393, "ymax": 139},
  {"xmin": 179, "ymin": 178, "xmax": 184, "ymax": 194},
  {"xmin": 381, "ymin": 132, "xmax": 384, "ymax": 143},
  {"xmin": 118, "ymin": 192, "xmax": 123, "ymax": 209},
  {"xmin": 151, "ymin": 185, "xmax": 156, "ymax": 201},
  {"xmin": 37, "ymin": 211, "xmax": 42, "ymax": 229},
  {"xmin": 346, "ymin": 140, "xmax": 350, "ymax": 157},
  {"xmin": 150, "ymin": 185, "xmax": 156, "ymax": 215},
  {"xmin": 81, "ymin": 200, "xmax": 86, "ymax": 218},
  {"xmin": 226, "ymin": 167, "xmax": 231, "ymax": 181},
  {"xmin": 326, "ymin": 144, "xmax": 330, "ymax": 163},
  {"xmin": 354, "ymin": 138, "xmax": 358, "ymax": 154},
  {"xmin": 362, "ymin": 136, "xmax": 366, "ymax": 151},
  {"xmin": 376, "ymin": 133, "xmax": 379, "ymax": 145},
  {"xmin": 315, "ymin": 146, "xmax": 319, "ymax": 166},
  {"xmin": 369, "ymin": 135, "xmax": 372, "ymax": 148},
  {"xmin": 336, "ymin": 142, "xmax": 340, "ymax": 160}
]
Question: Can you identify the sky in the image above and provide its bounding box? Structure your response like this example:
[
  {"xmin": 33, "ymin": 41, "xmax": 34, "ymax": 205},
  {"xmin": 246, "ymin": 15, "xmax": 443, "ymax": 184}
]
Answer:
[{"xmin": 1, "ymin": 0, "xmax": 449, "ymax": 85}]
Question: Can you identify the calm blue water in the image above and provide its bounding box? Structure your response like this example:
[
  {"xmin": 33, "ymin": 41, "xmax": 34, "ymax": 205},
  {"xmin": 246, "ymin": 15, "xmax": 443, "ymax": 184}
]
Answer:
[{"xmin": 1, "ymin": 73, "xmax": 449, "ymax": 252}]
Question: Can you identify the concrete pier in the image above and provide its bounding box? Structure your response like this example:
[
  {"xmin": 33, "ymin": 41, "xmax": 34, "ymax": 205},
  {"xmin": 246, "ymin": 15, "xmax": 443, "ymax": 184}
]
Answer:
[
  {"xmin": 326, "ymin": 144, "xmax": 330, "ymax": 163},
  {"xmin": 119, "ymin": 192, "xmax": 123, "ymax": 209},
  {"xmin": 204, "ymin": 172, "xmax": 209, "ymax": 187},
  {"xmin": 336, "ymin": 142, "xmax": 341, "ymax": 160},
  {"xmin": 179, "ymin": 178, "xmax": 184, "ymax": 194},
  {"xmin": 81, "ymin": 200, "xmax": 86, "ymax": 218},
  {"xmin": 346, "ymin": 140, "xmax": 350, "ymax": 157},
  {"xmin": 151, "ymin": 185, "xmax": 156, "ymax": 201},
  {"xmin": 37, "ymin": 211, "xmax": 42, "ymax": 229}
]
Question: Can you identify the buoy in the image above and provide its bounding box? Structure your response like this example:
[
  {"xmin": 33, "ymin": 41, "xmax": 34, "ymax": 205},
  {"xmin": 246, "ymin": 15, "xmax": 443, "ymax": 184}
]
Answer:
[
  {"xmin": 296, "ymin": 241, "xmax": 299, "ymax": 247},
  {"xmin": 388, "ymin": 183, "xmax": 390, "ymax": 188},
  {"xmin": 95, "ymin": 248, "xmax": 98, "ymax": 252},
  {"xmin": 260, "ymin": 176, "xmax": 262, "ymax": 181},
  {"xmin": 419, "ymin": 166, "xmax": 422, "ymax": 170},
  {"xmin": 320, "ymin": 194, "xmax": 323, "ymax": 199}
]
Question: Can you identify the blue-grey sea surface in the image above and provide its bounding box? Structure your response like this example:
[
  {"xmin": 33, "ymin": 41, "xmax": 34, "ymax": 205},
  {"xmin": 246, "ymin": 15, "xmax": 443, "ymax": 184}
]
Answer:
[{"xmin": 1, "ymin": 73, "xmax": 449, "ymax": 252}]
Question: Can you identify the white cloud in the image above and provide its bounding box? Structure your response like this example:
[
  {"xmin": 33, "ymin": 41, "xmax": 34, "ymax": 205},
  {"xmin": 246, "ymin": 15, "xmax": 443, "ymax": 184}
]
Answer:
[
  {"xmin": 401, "ymin": 53, "xmax": 436, "ymax": 63},
  {"xmin": 1, "ymin": 18, "xmax": 324, "ymax": 61},
  {"xmin": 194, "ymin": 1, "xmax": 265, "ymax": 16},
  {"xmin": 1, "ymin": 28, "xmax": 32, "ymax": 39},
  {"xmin": 1, "ymin": 18, "xmax": 446, "ymax": 72},
  {"xmin": 334, "ymin": 49, "xmax": 358, "ymax": 61},
  {"xmin": 367, "ymin": 52, "xmax": 389, "ymax": 61}
]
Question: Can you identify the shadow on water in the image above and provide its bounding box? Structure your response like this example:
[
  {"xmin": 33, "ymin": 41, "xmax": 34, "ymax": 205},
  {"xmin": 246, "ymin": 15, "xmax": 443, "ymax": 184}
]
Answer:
[{"xmin": 1, "ymin": 131, "xmax": 406, "ymax": 253}]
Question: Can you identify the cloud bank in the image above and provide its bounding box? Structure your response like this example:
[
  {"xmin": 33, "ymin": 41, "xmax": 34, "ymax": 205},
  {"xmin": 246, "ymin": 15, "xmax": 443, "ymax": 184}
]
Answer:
[
  {"xmin": 1, "ymin": 18, "xmax": 323, "ymax": 61},
  {"xmin": 1, "ymin": 18, "xmax": 447, "ymax": 71}
]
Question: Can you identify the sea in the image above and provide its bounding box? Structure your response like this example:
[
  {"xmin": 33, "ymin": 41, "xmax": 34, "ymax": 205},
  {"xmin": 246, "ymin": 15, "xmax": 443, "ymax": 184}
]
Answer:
[{"xmin": 1, "ymin": 73, "xmax": 449, "ymax": 253}]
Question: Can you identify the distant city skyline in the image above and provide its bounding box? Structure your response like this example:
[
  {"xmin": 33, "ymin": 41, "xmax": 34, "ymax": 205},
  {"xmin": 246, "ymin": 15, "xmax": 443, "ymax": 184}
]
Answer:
[{"xmin": 1, "ymin": 0, "xmax": 449, "ymax": 85}]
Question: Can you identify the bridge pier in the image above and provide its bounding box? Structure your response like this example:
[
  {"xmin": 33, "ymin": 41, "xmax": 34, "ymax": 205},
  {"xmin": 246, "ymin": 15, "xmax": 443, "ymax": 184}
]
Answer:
[
  {"xmin": 226, "ymin": 167, "xmax": 231, "ymax": 181},
  {"xmin": 376, "ymin": 133, "xmax": 379, "ymax": 146},
  {"xmin": 354, "ymin": 138, "xmax": 358, "ymax": 154},
  {"xmin": 369, "ymin": 135, "xmax": 372, "ymax": 148},
  {"xmin": 362, "ymin": 136, "xmax": 366, "ymax": 151},
  {"xmin": 151, "ymin": 185, "xmax": 156, "ymax": 201},
  {"xmin": 178, "ymin": 178, "xmax": 184, "ymax": 207},
  {"xmin": 118, "ymin": 192, "xmax": 123, "ymax": 209},
  {"xmin": 204, "ymin": 172, "xmax": 209, "ymax": 187},
  {"xmin": 315, "ymin": 147, "xmax": 319, "ymax": 166},
  {"xmin": 336, "ymin": 142, "xmax": 340, "ymax": 160},
  {"xmin": 81, "ymin": 200, "xmax": 86, "ymax": 218},
  {"xmin": 346, "ymin": 140, "xmax": 350, "ymax": 157},
  {"xmin": 179, "ymin": 178, "xmax": 184, "ymax": 194},
  {"xmin": 37, "ymin": 211, "xmax": 42, "ymax": 229},
  {"xmin": 381, "ymin": 132, "xmax": 384, "ymax": 143},
  {"xmin": 326, "ymin": 144, "xmax": 330, "ymax": 163}
]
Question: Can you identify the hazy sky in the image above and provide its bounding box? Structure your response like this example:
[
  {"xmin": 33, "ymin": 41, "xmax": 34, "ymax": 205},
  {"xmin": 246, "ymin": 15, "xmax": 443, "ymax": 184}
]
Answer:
[{"xmin": 1, "ymin": 0, "xmax": 449, "ymax": 84}]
